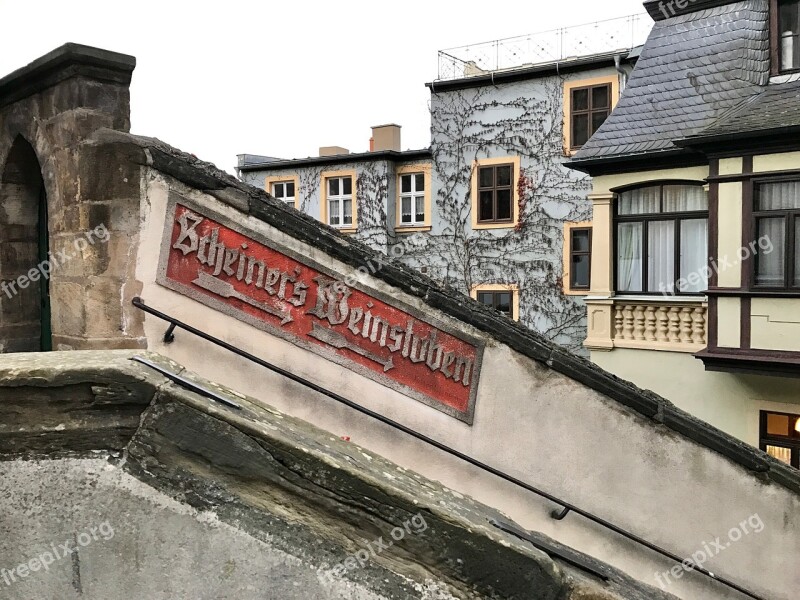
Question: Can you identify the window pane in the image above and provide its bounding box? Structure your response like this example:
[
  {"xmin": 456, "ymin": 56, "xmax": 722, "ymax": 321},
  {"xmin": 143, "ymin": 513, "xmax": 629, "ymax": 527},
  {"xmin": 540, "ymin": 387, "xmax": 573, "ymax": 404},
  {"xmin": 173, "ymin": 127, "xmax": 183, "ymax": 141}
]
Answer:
[
  {"xmin": 796, "ymin": 218, "xmax": 800, "ymax": 287},
  {"xmin": 479, "ymin": 167, "xmax": 493, "ymax": 188},
  {"xmin": 591, "ymin": 111, "xmax": 608, "ymax": 135},
  {"xmin": 415, "ymin": 173, "xmax": 425, "ymax": 192},
  {"xmin": 286, "ymin": 182, "xmax": 295, "ymax": 197},
  {"xmin": 617, "ymin": 222, "xmax": 643, "ymax": 292},
  {"xmin": 755, "ymin": 217, "xmax": 786, "ymax": 286},
  {"xmin": 329, "ymin": 199, "xmax": 340, "ymax": 225},
  {"xmin": 648, "ymin": 221, "xmax": 676, "ymax": 293},
  {"xmin": 414, "ymin": 196, "xmax": 425, "ymax": 222},
  {"xmin": 572, "ymin": 88, "xmax": 589, "ymax": 111},
  {"xmin": 401, "ymin": 174, "xmax": 411, "ymax": 194},
  {"xmin": 572, "ymin": 114, "xmax": 589, "ymax": 147},
  {"xmin": 342, "ymin": 198, "xmax": 352, "ymax": 225},
  {"xmin": 679, "ymin": 219, "xmax": 708, "ymax": 293},
  {"xmin": 757, "ymin": 181, "xmax": 800, "ymax": 210},
  {"xmin": 496, "ymin": 189, "xmax": 512, "ymax": 220},
  {"xmin": 496, "ymin": 292, "xmax": 511, "ymax": 315},
  {"xmin": 328, "ymin": 178, "xmax": 339, "ymax": 196},
  {"xmin": 496, "ymin": 165, "xmax": 512, "ymax": 187},
  {"xmin": 766, "ymin": 445, "xmax": 793, "ymax": 465},
  {"xmin": 342, "ymin": 176, "xmax": 352, "ymax": 196},
  {"xmin": 780, "ymin": 1, "xmax": 800, "ymax": 71},
  {"xmin": 572, "ymin": 255, "xmax": 590, "ymax": 288},
  {"xmin": 479, "ymin": 191, "xmax": 494, "ymax": 221},
  {"xmin": 619, "ymin": 187, "xmax": 660, "ymax": 214},
  {"xmin": 592, "ymin": 85, "xmax": 609, "ymax": 108},
  {"xmin": 767, "ymin": 413, "xmax": 791, "ymax": 436},
  {"xmin": 662, "ymin": 185, "xmax": 708, "ymax": 212},
  {"xmin": 401, "ymin": 197, "xmax": 412, "ymax": 223},
  {"xmin": 572, "ymin": 229, "xmax": 590, "ymax": 252},
  {"xmin": 477, "ymin": 292, "xmax": 493, "ymax": 306}
]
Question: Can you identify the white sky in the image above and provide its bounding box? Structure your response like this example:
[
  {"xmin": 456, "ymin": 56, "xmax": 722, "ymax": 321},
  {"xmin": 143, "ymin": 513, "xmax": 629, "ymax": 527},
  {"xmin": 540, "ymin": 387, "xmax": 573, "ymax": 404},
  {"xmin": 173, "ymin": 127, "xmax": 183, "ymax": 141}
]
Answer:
[{"xmin": 1, "ymin": 0, "xmax": 647, "ymax": 174}]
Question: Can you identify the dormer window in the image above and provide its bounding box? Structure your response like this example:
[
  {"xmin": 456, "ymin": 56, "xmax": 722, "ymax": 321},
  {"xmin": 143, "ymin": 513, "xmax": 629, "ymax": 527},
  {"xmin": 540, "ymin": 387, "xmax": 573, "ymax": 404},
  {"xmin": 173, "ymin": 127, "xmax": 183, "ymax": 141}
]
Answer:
[{"xmin": 773, "ymin": 0, "xmax": 800, "ymax": 74}]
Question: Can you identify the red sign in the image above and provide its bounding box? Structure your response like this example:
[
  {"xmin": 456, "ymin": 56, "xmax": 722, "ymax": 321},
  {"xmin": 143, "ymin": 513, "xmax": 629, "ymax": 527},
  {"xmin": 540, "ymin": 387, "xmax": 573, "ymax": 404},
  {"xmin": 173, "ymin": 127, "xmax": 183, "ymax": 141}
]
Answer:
[{"xmin": 157, "ymin": 199, "xmax": 482, "ymax": 422}]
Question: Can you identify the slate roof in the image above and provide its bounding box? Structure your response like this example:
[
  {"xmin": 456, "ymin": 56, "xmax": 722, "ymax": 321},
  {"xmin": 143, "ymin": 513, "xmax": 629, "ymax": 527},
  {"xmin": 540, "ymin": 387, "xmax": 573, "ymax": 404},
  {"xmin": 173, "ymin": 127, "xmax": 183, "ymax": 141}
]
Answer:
[
  {"xmin": 569, "ymin": 0, "xmax": 770, "ymax": 163},
  {"xmin": 683, "ymin": 79, "xmax": 800, "ymax": 140}
]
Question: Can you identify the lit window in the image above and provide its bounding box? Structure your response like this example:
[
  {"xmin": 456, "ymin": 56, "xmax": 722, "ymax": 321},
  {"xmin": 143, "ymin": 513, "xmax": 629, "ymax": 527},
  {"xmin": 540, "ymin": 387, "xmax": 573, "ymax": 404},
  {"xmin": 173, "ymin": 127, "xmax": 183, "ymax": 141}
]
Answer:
[
  {"xmin": 615, "ymin": 184, "xmax": 708, "ymax": 295},
  {"xmin": 399, "ymin": 173, "xmax": 425, "ymax": 226},
  {"xmin": 327, "ymin": 176, "xmax": 353, "ymax": 228},
  {"xmin": 271, "ymin": 181, "xmax": 296, "ymax": 205},
  {"xmin": 760, "ymin": 410, "xmax": 800, "ymax": 468}
]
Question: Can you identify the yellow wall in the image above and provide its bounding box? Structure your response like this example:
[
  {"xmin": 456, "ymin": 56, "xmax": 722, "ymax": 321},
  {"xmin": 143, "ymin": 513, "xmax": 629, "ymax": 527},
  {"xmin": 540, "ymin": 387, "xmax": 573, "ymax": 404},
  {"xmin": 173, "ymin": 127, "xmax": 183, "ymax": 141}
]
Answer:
[
  {"xmin": 751, "ymin": 298, "xmax": 800, "ymax": 352},
  {"xmin": 592, "ymin": 348, "xmax": 800, "ymax": 447}
]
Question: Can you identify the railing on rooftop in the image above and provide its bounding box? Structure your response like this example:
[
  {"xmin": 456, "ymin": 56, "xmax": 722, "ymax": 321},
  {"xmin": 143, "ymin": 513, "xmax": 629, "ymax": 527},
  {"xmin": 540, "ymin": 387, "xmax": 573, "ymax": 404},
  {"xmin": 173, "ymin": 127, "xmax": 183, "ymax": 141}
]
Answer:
[{"xmin": 436, "ymin": 13, "xmax": 652, "ymax": 82}]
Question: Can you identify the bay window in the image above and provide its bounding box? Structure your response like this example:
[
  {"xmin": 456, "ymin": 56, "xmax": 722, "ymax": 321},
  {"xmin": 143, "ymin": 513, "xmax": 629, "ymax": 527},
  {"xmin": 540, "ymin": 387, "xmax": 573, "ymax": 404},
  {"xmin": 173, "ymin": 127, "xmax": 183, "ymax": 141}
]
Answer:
[{"xmin": 615, "ymin": 184, "xmax": 708, "ymax": 295}]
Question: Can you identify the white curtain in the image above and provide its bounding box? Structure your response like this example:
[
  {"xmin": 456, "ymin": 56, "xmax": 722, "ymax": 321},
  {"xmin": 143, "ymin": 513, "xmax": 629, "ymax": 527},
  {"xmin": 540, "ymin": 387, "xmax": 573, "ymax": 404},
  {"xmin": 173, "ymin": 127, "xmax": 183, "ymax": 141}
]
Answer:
[
  {"xmin": 648, "ymin": 221, "xmax": 675, "ymax": 293},
  {"xmin": 679, "ymin": 219, "xmax": 708, "ymax": 293},
  {"xmin": 329, "ymin": 199, "xmax": 340, "ymax": 225},
  {"xmin": 342, "ymin": 198, "xmax": 353, "ymax": 226},
  {"xmin": 663, "ymin": 185, "xmax": 708, "ymax": 212},
  {"xmin": 619, "ymin": 187, "xmax": 659, "ymax": 215},
  {"xmin": 756, "ymin": 217, "xmax": 786, "ymax": 286},
  {"xmin": 758, "ymin": 181, "xmax": 800, "ymax": 210},
  {"xmin": 617, "ymin": 222, "xmax": 643, "ymax": 291},
  {"xmin": 795, "ymin": 219, "xmax": 800, "ymax": 287}
]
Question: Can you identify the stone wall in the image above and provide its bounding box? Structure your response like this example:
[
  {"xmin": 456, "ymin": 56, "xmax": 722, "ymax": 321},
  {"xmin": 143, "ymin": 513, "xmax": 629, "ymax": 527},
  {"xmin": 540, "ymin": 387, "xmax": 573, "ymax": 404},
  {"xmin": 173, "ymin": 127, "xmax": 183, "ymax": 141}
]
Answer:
[{"xmin": 0, "ymin": 44, "xmax": 145, "ymax": 351}]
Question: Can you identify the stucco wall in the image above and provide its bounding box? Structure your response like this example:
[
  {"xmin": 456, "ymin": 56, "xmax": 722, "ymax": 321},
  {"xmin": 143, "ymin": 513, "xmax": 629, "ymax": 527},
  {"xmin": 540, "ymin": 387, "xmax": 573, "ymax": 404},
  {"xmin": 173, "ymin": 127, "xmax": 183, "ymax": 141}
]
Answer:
[
  {"xmin": 0, "ymin": 458, "xmax": 407, "ymax": 600},
  {"xmin": 133, "ymin": 167, "xmax": 799, "ymax": 600}
]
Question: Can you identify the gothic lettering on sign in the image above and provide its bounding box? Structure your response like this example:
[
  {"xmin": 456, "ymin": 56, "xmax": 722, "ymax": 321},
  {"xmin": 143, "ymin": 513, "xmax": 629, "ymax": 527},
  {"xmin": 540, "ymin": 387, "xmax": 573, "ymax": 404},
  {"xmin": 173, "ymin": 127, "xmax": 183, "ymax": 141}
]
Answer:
[{"xmin": 157, "ymin": 197, "xmax": 483, "ymax": 423}]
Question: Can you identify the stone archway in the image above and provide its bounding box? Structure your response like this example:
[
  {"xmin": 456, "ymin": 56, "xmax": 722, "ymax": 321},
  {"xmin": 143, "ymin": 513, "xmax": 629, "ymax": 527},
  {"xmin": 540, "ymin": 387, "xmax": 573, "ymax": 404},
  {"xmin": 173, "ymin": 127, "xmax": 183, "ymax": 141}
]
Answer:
[{"xmin": 0, "ymin": 136, "xmax": 52, "ymax": 352}]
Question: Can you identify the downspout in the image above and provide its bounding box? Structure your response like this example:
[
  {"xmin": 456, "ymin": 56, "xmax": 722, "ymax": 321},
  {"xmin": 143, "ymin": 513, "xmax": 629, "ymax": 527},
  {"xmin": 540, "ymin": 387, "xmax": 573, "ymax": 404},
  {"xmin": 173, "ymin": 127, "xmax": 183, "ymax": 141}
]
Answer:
[{"xmin": 614, "ymin": 53, "xmax": 628, "ymax": 94}]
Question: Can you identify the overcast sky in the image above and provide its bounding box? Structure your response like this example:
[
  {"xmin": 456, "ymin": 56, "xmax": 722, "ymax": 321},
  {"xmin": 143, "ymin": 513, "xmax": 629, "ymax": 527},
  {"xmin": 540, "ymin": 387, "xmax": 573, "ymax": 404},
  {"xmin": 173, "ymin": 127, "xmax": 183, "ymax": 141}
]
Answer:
[{"xmin": 1, "ymin": 0, "xmax": 648, "ymax": 174}]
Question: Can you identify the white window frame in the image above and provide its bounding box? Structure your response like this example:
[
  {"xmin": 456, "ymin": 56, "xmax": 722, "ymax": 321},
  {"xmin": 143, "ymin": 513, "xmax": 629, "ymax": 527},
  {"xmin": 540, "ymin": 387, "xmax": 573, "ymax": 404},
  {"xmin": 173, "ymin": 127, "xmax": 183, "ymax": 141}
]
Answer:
[
  {"xmin": 271, "ymin": 181, "xmax": 296, "ymax": 205},
  {"xmin": 399, "ymin": 173, "xmax": 426, "ymax": 226},
  {"xmin": 327, "ymin": 176, "xmax": 353, "ymax": 228}
]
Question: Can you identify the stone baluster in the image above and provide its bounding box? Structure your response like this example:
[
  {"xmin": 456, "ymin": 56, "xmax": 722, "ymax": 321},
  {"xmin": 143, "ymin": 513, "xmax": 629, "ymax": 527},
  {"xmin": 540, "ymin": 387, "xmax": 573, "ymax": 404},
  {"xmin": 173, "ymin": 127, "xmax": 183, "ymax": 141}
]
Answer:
[
  {"xmin": 692, "ymin": 306, "xmax": 707, "ymax": 345},
  {"xmin": 679, "ymin": 307, "xmax": 694, "ymax": 344},
  {"xmin": 622, "ymin": 305, "xmax": 634, "ymax": 341},
  {"xmin": 667, "ymin": 307, "xmax": 681, "ymax": 343},
  {"xmin": 644, "ymin": 305, "xmax": 657, "ymax": 342},
  {"xmin": 614, "ymin": 306, "xmax": 624, "ymax": 340},
  {"xmin": 655, "ymin": 306, "xmax": 669, "ymax": 343},
  {"xmin": 633, "ymin": 305, "xmax": 646, "ymax": 340}
]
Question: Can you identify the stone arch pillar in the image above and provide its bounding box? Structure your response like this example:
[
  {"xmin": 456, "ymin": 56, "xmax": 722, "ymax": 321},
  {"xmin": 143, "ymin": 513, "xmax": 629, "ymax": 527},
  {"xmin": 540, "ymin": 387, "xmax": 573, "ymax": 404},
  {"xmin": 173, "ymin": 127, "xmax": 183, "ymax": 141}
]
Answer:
[{"xmin": 0, "ymin": 135, "xmax": 51, "ymax": 352}]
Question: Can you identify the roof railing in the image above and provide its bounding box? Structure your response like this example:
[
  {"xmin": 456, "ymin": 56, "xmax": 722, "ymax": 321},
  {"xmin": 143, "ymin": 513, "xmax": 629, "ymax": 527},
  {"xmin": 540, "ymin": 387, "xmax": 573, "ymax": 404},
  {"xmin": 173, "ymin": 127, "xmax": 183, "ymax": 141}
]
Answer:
[{"xmin": 436, "ymin": 13, "xmax": 652, "ymax": 81}]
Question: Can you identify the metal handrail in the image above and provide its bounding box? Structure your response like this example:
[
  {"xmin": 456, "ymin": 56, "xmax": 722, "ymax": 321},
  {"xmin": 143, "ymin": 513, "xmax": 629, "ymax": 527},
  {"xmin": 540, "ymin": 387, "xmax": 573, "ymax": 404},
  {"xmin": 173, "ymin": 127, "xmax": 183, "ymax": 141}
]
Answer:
[{"xmin": 131, "ymin": 296, "xmax": 764, "ymax": 600}]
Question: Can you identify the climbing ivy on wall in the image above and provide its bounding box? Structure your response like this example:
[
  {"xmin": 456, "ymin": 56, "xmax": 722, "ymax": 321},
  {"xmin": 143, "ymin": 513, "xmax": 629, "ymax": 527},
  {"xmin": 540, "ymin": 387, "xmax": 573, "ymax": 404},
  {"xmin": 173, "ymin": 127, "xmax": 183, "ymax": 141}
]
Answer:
[{"xmin": 396, "ymin": 77, "xmax": 593, "ymax": 354}]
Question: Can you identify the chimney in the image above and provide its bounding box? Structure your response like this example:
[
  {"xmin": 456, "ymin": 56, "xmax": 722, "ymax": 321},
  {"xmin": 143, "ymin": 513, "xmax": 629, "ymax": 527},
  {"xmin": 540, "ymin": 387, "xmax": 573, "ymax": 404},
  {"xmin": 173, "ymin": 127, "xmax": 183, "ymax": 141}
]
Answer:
[
  {"xmin": 319, "ymin": 146, "xmax": 350, "ymax": 157},
  {"xmin": 371, "ymin": 124, "xmax": 401, "ymax": 152}
]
